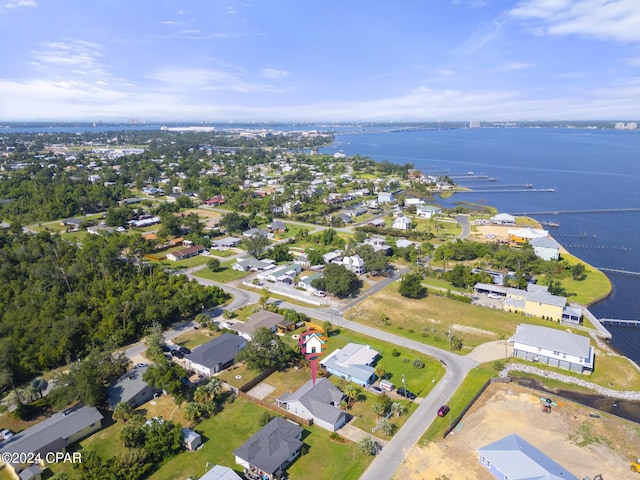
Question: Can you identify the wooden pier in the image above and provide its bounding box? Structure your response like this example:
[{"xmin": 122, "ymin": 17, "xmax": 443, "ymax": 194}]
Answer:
[
  {"xmin": 601, "ymin": 319, "xmax": 640, "ymax": 327},
  {"xmin": 595, "ymin": 267, "xmax": 640, "ymax": 277},
  {"xmin": 509, "ymin": 207, "xmax": 640, "ymax": 216}
]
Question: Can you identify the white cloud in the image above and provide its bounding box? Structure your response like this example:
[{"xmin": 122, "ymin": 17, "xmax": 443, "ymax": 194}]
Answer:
[
  {"xmin": 260, "ymin": 68, "xmax": 288, "ymax": 80},
  {"xmin": 510, "ymin": 0, "xmax": 640, "ymax": 42},
  {"xmin": 147, "ymin": 66, "xmax": 285, "ymax": 93},
  {"xmin": 497, "ymin": 62, "xmax": 534, "ymax": 71},
  {"xmin": 457, "ymin": 18, "xmax": 507, "ymax": 55},
  {"xmin": 3, "ymin": 0, "xmax": 37, "ymax": 9}
]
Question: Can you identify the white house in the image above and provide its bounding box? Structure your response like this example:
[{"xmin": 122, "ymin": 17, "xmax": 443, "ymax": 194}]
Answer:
[
  {"xmin": 404, "ymin": 197, "xmax": 425, "ymax": 207},
  {"xmin": 416, "ymin": 205, "xmax": 442, "ymax": 219},
  {"xmin": 529, "ymin": 236, "xmax": 562, "ymax": 261},
  {"xmin": 276, "ymin": 378, "xmax": 348, "ymax": 432},
  {"xmin": 321, "ymin": 343, "xmax": 379, "ymax": 386},
  {"xmin": 392, "ymin": 215, "xmax": 412, "ymax": 230},
  {"xmin": 490, "ymin": 213, "xmax": 516, "ymax": 225},
  {"xmin": 378, "ymin": 191, "xmax": 395, "ymax": 204},
  {"xmin": 510, "ymin": 324, "xmax": 595, "ymax": 373},
  {"xmin": 342, "ymin": 254, "xmax": 366, "ymax": 275}
]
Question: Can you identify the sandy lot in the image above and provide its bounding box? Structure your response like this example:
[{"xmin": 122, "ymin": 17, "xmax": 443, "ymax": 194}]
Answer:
[
  {"xmin": 394, "ymin": 382, "xmax": 640, "ymax": 480},
  {"xmin": 472, "ymin": 224, "xmax": 569, "ymax": 253}
]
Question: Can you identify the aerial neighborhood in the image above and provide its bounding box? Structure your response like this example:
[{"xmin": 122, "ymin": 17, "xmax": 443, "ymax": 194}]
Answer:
[{"xmin": 0, "ymin": 127, "xmax": 638, "ymax": 480}]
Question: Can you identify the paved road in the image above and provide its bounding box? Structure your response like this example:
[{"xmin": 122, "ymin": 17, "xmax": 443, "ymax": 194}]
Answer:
[
  {"xmin": 179, "ymin": 267, "xmax": 479, "ymax": 480},
  {"xmin": 456, "ymin": 213, "xmax": 471, "ymax": 239}
]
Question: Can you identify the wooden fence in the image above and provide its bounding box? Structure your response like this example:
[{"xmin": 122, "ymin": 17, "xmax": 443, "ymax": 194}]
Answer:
[{"xmin": 236, "ymin": 390, "xmax": 312, "ymax": 426}]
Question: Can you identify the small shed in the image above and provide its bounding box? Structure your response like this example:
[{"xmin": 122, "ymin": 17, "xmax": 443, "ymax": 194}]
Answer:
[
  {"xmin": 380, "ymin": 380, "xmax": 394, "ymax": 392},
  {"xmin": 182, "ymin": 428, "xmax": 202, "ymax": 451}
]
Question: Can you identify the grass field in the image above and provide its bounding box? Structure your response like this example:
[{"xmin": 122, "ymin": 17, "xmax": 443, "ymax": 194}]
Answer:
[{"xmin": 195, "ymin": 264, "xmax": 250, "ymax": 283}]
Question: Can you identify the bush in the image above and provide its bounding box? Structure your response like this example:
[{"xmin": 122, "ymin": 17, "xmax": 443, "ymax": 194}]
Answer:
[
  {"xmin": 413, "ymin": 359, "xmax": 425, "ymax": 369},
  {"xmin": 391, "ymin": 349, "xmax": 401, "ymax": 357},
  {"xmin": 259, "ymin": 411, "xmax": 273, "ymax": 427}
]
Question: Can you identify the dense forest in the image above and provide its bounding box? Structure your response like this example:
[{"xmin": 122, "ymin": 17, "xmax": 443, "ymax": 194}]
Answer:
[{"xmin": 0, "ymin": 229, "xmax": 229, "ymax": 382}]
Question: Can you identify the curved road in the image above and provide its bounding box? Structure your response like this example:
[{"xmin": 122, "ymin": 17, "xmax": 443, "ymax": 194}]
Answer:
[{"xmin": 183, "ymin": 265, "xmax": 478, "ymax": 480}]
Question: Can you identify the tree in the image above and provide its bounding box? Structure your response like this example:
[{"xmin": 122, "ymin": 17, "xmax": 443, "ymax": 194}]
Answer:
[
  {"xmin": 358, "ymin": 436, "xmax": 378, "ymax": 456},
  {"xmin": 391, "ymin": 401, "xmax": 407, "ymax": 417},
  {"xmin": 243, "ymin": 234, "xmax": 270, "ymax": 257},
  {"xmin": 374, "ymin": 364, "xmax": 386, "ymax": 380},
  {"xmin": 323, "ymin": 263, "xmax": 360, "ymax": 298},
  {"xmin": 372, "ymin": 393, "xmax": 392, "ymax": 419},
  {"xmin": 377, "ymin": 418, "xmax": 397, "ymax": 436},
  {"xmin": 306, "ymin": 248, "xmax": 324, "ymax": 266},
  {"xmin": 219, "ymin": 212, "xmax": 249, "ymax": 233},
  {"xmin": 322, "ymin": 320, "xmax": 333, "ymax": 337},
  {"xmin": 235, "ymin": 327, "xmax": 294, "ymax": 371},
  {"xmin": 449, "ymin": 335, "xmax": 463, "ymax": 351},
  {"xmin": 269, "ymin": 243, "xmax": 293, "ymax": 262},
  {"xmin": 207, "ymin": 258, "xmax": 221, "ymax": 272},
  {"xmin": 113, "ymin": 401, "xmax": 134, "ymax": 422},
  {"xmin": 343, "ymin": 384, "xmax": 360, "ymax": 407},
  {"xmin": 398, "ymin": 273, "xmax": 425, "ymax": 299},
  {"xmin": 183, "ymin": 401, "xmax": 202, "ymax": 422},
  {"xmin": 571, "ymin": 262, "xmax": 587, "ymax": 281}
]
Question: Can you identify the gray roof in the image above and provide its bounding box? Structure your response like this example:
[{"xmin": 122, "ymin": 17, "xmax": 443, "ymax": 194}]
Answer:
[
  {"xmin": 234, "ymin": 417, "xmax": 302, "ymax": 475},
  {"xmin": 200, "ymin": 465, "xmax": 243, "ymax": 480},
  {"xmin": 182, "ymin": 427, "xmax": 202, "ymax": 443},
  {"xmin": 185, "ymin": 333, "xmax": 246, "ymax": 370},
  {"xmin": 506, "ymin": 287, "xmax": 567, "ymax": 308},
  {"xmin": 321, "ymin": 343, "xmax": 378, "ymax": 382},
  {"xmin": 269, "ymin": 220, "xmax": 287, "ymax": 231},
  {"xmin": 233, "ymin": 310, "xmax": 286, "ymax": 337},
  {"xmin": 18, "ymin": 465, "xmax": 43, "ymax": 480},
  {"xmin": 530, "ymin": 235, "xmax": 561, "ymax": 249},
  {"xmin": 213, "ymin": 236, "xmax": 242, "ymax": 247},
  {"xmin": 478, "ymin": 434, "xmax": 579, "ymax": 480},
  {"xmin": 277, "ymin": 378, "xmax": 345, "ymax": 426},
  {"xmin": 1, "ymin": 405, "xmax": 103, "ymax": 464},
  {"xmin": 510, "ymin": 324, "xmax": 591, "ymax": 359},
  {"xmin": 107, "ymin": 365, "xmax": 150, "ymax": 409}
]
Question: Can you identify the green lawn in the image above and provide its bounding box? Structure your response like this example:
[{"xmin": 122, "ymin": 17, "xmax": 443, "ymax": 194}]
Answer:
[
  {"xmin": 419, "ymin": 363, "xmax": 495, "ymax": 444},
  {"xmin": 549, "ymin": 252, "xmax": 612, "ymax": 305},
  {"xmin": 195, "ymin": 264, "xmax": 250, "ymax": 283},
  {"xmin": 172, "ymin": 329, "xmax": 220, "ymax": 351}
]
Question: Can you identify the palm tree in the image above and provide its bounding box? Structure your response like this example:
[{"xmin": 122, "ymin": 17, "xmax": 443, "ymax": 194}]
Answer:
[
  {"xmin": 183, "ymin": 402, "xmax": 201, "ymax": 422},
  {"xmin": 391, "ymin": 401, "xmax": 407, "ymax": 417},
  {"xmin": 343, "ymin": 384, "xmax": 359, "ymax": 408},
  {"xmin": 30, "ymin": 377, "xmax": 48, "ymax": 399},
  {"xmin": 193, "ymin": 385, "xmax": 211, "ymax": 406},
  {"xmin": 374, "ymin": 364, "xmax": 386, "ymax": 380},
  {"xmin": 206, "ymin": 377, "xmax": 222, "ymax": 398}
]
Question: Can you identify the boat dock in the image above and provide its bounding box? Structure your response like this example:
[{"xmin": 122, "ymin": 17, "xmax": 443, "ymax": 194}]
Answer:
[
  {"xmin": 595, "ymin": 267, "xmax": 640, "ymax": 277},
  {"xmin": 580, "ymin": 307, "xmax": 612, "ymax": 339},
  {"xmin": 601, "ymin": 319, "xmax": 640, "ymax": 327},
  {"xmin": 509, "ymin": 207, "xmax": 640, "ymax": 216}
]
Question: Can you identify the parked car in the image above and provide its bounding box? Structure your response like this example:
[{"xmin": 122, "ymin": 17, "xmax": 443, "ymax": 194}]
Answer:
[
  {"xmin": 178, "ymin": 346, "xmax": 191, "ymax": 355},
  {"xmin": 368, "ymin": 385, "xmax": 383, "ymax": 395},
  {"xmin": 397, "ymin": 387, "xmax": 417, "ymax": 400},
  {"xmin": 161, "ymin": 345, "xmax": 170, "ymax": 353},
  {"xmin": 487, "ymin": 293, "xmax": 501, "ymax": 299},
  {"xmin": 437, "ymin": 405, "xmax": 450, "ymax": 417},
  {"xmin": 171, "ymin": 350, "xmax": 185, "ymax": 359}
]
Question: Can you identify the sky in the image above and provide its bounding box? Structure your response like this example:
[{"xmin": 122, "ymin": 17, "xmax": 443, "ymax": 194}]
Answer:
[{"xmin": 0, "ymin": 0, "xmax": 639, "ymax": 122}]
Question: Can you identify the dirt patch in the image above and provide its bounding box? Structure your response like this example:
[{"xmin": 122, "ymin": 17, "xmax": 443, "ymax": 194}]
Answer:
[
  {"xmin": 451, "ymin": 323, "xmax": 497, "ymax": 338},
  {"xmin": 394, "ymin": 383, "xmax": 639, "ymax": 480}
]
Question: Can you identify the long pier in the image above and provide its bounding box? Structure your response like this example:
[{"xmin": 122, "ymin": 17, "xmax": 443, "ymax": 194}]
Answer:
[
  {"xmin": 469, "ymin": 188, "xmax": 555, "ymax": 193},
  {"xmin": 595, "ymin": 267, "xmax": 640, "ymax": 277},
  {"xmin": 601, "ymin": 319, "xmax": 640, "ymax": 327},
  {"xmin": 509, "ymin": 207, "xmax": 640, "ymax": 216}
]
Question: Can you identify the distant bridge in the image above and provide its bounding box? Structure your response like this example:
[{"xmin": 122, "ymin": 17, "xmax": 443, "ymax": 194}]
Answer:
[
  {"xmin": 595, "ymin": 267, "xmax": 640, "ymax": 277},
  {"xmin": 508, "ymin": 207, "xmax": 640, "ymax": 216}
]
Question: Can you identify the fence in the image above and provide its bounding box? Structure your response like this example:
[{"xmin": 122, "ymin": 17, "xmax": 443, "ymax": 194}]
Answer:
[
  {"xmin": 442, "ymin": 377, "xmax": 511, "ymax": 438},
  {"xmin": 236, "ymin": 390, "xmax": 313, "ymax": 426}
]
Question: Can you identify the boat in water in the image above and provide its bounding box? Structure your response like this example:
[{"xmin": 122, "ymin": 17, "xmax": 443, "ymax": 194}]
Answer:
[{"xmin": 539, "ymin": 220, "xmax": 560, "ymax": 227}]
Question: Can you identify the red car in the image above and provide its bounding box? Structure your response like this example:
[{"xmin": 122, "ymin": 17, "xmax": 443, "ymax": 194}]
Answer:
[{"xmin": 437, "ymin": 405, "xmax": 450, "ymax": 417}]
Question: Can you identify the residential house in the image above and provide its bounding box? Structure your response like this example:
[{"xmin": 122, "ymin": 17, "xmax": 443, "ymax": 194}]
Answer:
[
  {"xmin": 510, "ymin": 323, "xmax": 594, "ymax": 373},
  {"xmin": 260, "ymin": 263, "xmax": 301, "ymax": 284},
  {"xmin": 490, "ymin": 213, "xmax": 516, "ymax": 225},
  {"xmin": 292, "ymin": 253, "xmax": 310, "ymax": 267},
  {"xmin": 234, "ymin": 417, "xmax": 303, "ymax": 480},
  {"xmin": 283, "ymin": 200, "xmax": 301, "ymax": 215},
  {"xmin": 182, "ymin": 428, "xmax": 202, "ymax": 451},
  {"xmin": 508, "ymin": 227, "xmax": 548, "ymax": 244},
  {"xmin": 268, "ymin": 220, "xmax": 288, "ymax": 233},
  {"xmin": 231, "ymin": 310, "xmax": 288, "ymax": 341},
  {"xmin": 213, "ymin": 237, "xmax": 242, "ymax": 248},
  {"xmin": 199, "ymin": 465, "xmax": 243, "ymax": 480},
  {"xmin": 232, "ymin": 256, "xmax": 275, "ymax": 272},
  {"xmin": 242, "ymin": 228, "xmax": 269, "ymax": 238},
  {"xmin": 404, "ymin": 197, "xmax": 425, "ymax": 207},
  {"xmin": 502, "ymin": 284, "xmax": 567, "ymax": 322},
  {"xmin": 378, "ymin": 191, "xmax": 395, "ymax": 204},
  {"xmin": 0, "ymin": 405, "xmax": 103, "ymax": 480},
  {"xmin": 392, "ymin": 215, "xmax": 412, "ymax": 230},
  {"xmin": 320, "ymin": 343, "xmax": 379, "ymax": 386},
  {"xmin": 333, "ymin": 213, "xmax": 352, "ymax": 224},
  {"xmin": 529, "ymin": 235, "xmax": 561, "ymax": 261},
  {"xmin": 298, "ymin": 272, "xmax": 324, "ymax": 294},
  {"xmin": 478, "ymin": 434, "xmax": 579, "ymax": 480},
  {"xmin": 107, "ymin": 365, "xmax": 154, "ymax": 409},
  {"xmin": 166, "ymin": 245, "xmax": 206, "ymax": 262},
  {"xmin": 322, "ymin": 250, "xmax": 343, "ymax": 265},
  {"xmin": 367, "ymin": 218, "xmax": 386, "ymax": 228},
  {"xmin": 395, "ymin": 238, "xmax": 414, "ymax": 249},
  {"xmin": 203, "ymin": 195, "xmax": 225, "ymax": 206},
  {"xmin": 86, "ymin": 225, "xmax": 115, "ymax": 236},
  {"xmin": 276, "ymin": 378, "xmax": 348, "ymax": 432},
  {"xmin": 416, "ymin": 205, "xmax": 442, "ymax": 219},
  {"xmin": 184, "ymin": 333, "xmax": 247, "ymax": 377},
  {"xmin": 342, "ymin": 254, "xmax": 366, "ymax": 275},
  {"xmin": 59, "ymin": 218, "xmax": 82, "ymax": 231}
]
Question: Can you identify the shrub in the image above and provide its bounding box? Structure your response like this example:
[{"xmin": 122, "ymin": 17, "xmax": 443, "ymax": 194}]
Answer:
[
  {"xmin": 391, "ymin": 349, "xmax": 401, "ymax": 357},
  {"xmin": 413, "ymin": 359, "xmax": 425, "ymax": 369}
]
